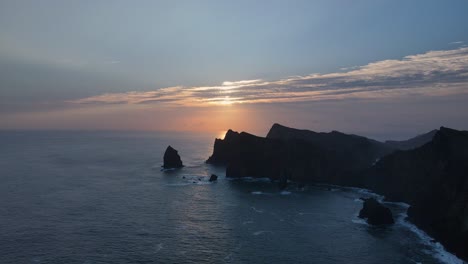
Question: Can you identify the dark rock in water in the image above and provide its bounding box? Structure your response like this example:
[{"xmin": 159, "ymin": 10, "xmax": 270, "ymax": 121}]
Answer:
[
  {"xmin": 209, "ymin": 174, "xmax": 218, "ymax": 182},
  {"xmin": 358, "ymin": 198, "xmax": 394, "ymax": 225},
  {"xmin": 163, "ymin": 145, "xmax": 183, "ymax": 169}
]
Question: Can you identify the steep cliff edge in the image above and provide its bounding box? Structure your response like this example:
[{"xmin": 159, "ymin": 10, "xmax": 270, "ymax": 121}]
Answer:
[
  {"xmin": 206, "ymin": 124, "xmax": 393, "ymax": 185},
  {"xmin": 367, "ymin": 127, "xmax": 468, "ymax": 260}
]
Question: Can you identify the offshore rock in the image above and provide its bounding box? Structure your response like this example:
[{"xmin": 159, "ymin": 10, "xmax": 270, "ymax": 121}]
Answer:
[
  {"xmin": 163, "ymin": 145, "xmax": 183, "ymax": 169},
  {"xmin": 209, "ymin": 174, "xmax": 218, "ymax": 182},
  {"xmin": 358, "ymin": 198, "xmax": 394, "ymax": 225}
]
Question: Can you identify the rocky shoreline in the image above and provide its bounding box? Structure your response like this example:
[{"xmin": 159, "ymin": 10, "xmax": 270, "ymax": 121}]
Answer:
[{"xmin": 206, "ymin": 124, "xmax": 468, "ymax": 261}]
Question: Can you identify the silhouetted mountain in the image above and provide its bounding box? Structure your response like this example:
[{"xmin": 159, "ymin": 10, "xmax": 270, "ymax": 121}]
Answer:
[
  {"xmin": 267, "ymin": 123, "xmax": 393, "ymax": 169},
  {"xmin": 384, "ymin": 129, "xmax": 438, "ymax": 150},
  {"xmin": 207, "ymin": 124, "xmax": 393, "ymax": 185},
  {"xmin": 367, "ymin": 127, "xmax": 468, "ymax": 260}
]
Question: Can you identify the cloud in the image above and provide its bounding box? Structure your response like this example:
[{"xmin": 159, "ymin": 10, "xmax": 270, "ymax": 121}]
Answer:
[{"xmin": 69, "ymin": 47, "xmax": 468, "ymax": 107}]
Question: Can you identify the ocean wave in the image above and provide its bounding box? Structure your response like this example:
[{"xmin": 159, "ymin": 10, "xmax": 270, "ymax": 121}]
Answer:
[
  {"xmin": 396, "ymin": 212, "xmax": 465, "ymax": 264},
  {"xmin": 347, "ymin": 187, "xmax": 464, "ymax": 263},
  {"xmin": 160, "ymin": 168, "xmax": 176, "ymax": 172},
  {"xmin": 253, "ymin": 230, "xmax": 273, "ymax": 236},
  {"xmin": 250, "ymin": 207, "xmax": 264, "ymax": 213},
  {"xmin": 351, "ymin": 218, "xmax": 369, "ymax": 226},
  {"xmin": 241, "ymin": 177, "xmax": 271, "ymax": 182}
]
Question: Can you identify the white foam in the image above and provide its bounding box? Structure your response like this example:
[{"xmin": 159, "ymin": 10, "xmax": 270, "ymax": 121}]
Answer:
[
  {"xmin": 166, "ymin": 183, "xmax": 191, "ymax": 186},
  {"xmin": 351, "ymin": 218, "xmax": 369, "ymax": 225},
  {"xmin": 397, "ymin": 212, "xmax": 465, "ymax": 264},
  {"xmin": 154, "ymin": 243, "xmax": 163, "ymax": 253},
  {"xmin": 250, "ymin": 206, "xmax": 264, "ymax": 213},
  {"xmin": 242, "ymin": 177, "xmax": 271, "ymax": 182},
  {"xmin": 160, "ymin": 168, "xmax": 176, "ymax": 172},
  {"xmin": 253, "ymin": 230, "xmax": 273, "ymax": 236},
  {"xmin": 242, "ymin": 220, "xmax": 254, "ymax": 225},
  {"xmin": 251, "ymin": 191, "xmax": 263, "ymax": 195},
  {"xmin": 383, "ymin": 201, "xmax": 410, "ymax": 209},
  {"xmin": 280, "ymin": 191, "xmax": 291, "ymax": 195}
]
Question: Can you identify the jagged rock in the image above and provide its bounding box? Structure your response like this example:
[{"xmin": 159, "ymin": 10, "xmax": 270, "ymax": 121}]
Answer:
[
  {"xmin": 209, "ymin": 174, "xmax": 218, "ymax": 182},
  {"xmin": 358, "ymin": 198, "xmax": 394, "ymax": 225},
  {"xmin": 163, "ymin": 145, "xmax": 183, "ymax": 169}
]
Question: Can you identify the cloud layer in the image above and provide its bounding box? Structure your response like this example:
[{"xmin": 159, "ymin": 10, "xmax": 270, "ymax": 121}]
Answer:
[{"xmin": 70, "ymin": 47, "xmax": 468, "ymax": 107}]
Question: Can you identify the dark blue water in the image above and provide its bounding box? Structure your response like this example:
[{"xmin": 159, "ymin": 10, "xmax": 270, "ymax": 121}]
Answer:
[{"xmin": 0, "ymin": 131, "xmax": 463, "ymax": 264}]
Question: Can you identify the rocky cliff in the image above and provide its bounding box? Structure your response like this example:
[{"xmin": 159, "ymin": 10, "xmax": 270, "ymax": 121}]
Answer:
[
  {"xmin": 367, "ymin": 127, "xmax": 468, "ymax": 260},
  {"xmin": 207, "ymin": 124, "xmax": 393, "ymax": 185}
]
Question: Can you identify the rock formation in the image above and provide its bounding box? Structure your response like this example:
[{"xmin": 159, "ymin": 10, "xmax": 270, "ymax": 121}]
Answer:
[
  {"xmin": 163, "ymin": 145, "xmax": 183, "ymax": 169},
  {"xmin": 358, "ymin": 198, "xmax": 394, "ymax": 225},
  {"xmin": 207, "ymin": 124, "xmax": 394, "ymax": 185},
  {"xmin": 209, "ymin": 174, "xmax": 218, "ymax": 182}
]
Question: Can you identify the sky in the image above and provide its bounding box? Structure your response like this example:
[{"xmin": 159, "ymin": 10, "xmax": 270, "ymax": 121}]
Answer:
[{"xmin": 1, "ymin": 0, "xmax": 468, "ymax": 140}]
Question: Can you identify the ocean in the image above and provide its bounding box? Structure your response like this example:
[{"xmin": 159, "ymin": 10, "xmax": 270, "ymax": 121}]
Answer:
[{"xmin": 0, "ymin": 131, "xmax": 464, "ymax": 264}]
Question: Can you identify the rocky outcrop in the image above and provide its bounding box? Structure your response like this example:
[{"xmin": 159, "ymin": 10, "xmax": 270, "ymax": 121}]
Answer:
[
  {"xmin": 385, "ymin": 129, "xmax": 438, "ymax": 150},
  {"xmin": 366, "ymin": 127, "xmax": 468, "ymax": 260},
  {"xmin": 358, "ymin": 198, "xmax": 394, "ymax": 225},
  {"xmin": 207, "ymin": 124, "xmax": 393, "ymax": 186},
  {"xmin": 209, "ymin": 174, "xmax": 218, "ymax": 182},
  {"xmin": 163, "ymin": 145, "xmax": 183, "ymax": 169}
]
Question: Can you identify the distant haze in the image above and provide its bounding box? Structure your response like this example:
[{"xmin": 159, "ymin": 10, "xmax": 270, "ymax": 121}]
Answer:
[{"xmin": 1, "ymin": 0, "xmax": 468, "ymax": 140}]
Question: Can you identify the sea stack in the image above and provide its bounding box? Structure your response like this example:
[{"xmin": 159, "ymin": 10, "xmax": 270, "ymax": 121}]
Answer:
[
  {"xmin": 209, "ymin": 174, "xmax": 218, "ymax": 182},
  {"xmin": 358, "ymin": 198, "xmax": 394, "ymax": 225},
  {"xmin": 163, "ymin": 145, "xmax": 183, "ymax": 169}
]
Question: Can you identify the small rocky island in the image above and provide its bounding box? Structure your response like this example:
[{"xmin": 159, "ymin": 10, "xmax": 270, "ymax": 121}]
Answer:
[
  {"xmin": 163, "ymin": 145, "xmax": 183, "ymax": 169},
  {"xmin": 358, "ymin": 198, "xmax": 394, "ymax": 225}
]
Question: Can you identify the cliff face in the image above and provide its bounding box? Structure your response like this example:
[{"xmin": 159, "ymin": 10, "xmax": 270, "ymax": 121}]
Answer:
[
  {"xmin": 367, "ymin": 127, "xmax": 468, "ymax": 260},
  {"xmin": 206, "ymin": 124, "xmax": 393, "ymax": 185},
  {"xmin": 267, "ymin": 123, "xmax": 394, "ymax": 172},
  {"xmin": 207, "ymin": 130, "xmax": 287, "ymax": 179}
]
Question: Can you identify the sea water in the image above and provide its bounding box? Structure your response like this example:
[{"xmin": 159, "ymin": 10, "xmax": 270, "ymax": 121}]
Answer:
[{"xmin": 0, "ymin": 131, "xmax": 464, "ymax": 264}]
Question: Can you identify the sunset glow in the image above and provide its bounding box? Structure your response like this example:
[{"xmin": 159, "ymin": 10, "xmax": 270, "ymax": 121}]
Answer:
[{"xmin": 1, "ymin": 1, "xmax": 467, "ymax": 139}]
